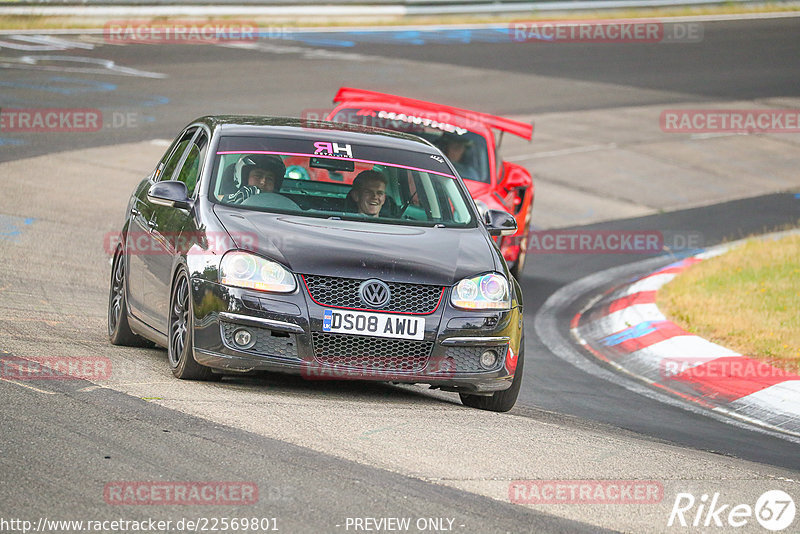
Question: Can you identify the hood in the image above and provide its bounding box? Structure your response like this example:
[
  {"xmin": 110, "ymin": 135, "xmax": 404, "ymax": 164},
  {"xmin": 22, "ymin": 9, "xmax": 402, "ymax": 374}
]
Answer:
[{"xmin": 213, "ymin": 205, "xmax": 497, "ymax": 286}]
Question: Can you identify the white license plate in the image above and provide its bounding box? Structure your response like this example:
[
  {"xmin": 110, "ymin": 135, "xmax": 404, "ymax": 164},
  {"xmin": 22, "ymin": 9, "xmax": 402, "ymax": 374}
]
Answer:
[{"xmin": 322, "ymin": 309, "xmax": 425, "ymax": 340}]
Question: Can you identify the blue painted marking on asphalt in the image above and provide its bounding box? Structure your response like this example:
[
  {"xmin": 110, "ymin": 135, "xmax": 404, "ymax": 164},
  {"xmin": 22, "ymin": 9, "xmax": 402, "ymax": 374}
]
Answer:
[
  {"xmin": 282, "ymin": 34, "xmax": 356, "ymax": 47},
  {"xmin": 231, "ymin": 27, "xmax": 521, "ymax": 49},
  {"xmin": 382, "ymin": 31, "xmax": 427, "ymax": 45},
  {"xmin": 600, "ymin": 320, "xmax": 661, "ymax": 346},
  {"xmin": 136, "ymin": 96, "xmax": 170, "ymax": 107},
  {"xmin": 0, "ymin": 76, "xmax": 116, "ymax": 95},
  {"xmin": 47, "ymin": 76, "xmax": 117, "ymax": 94},
  {"xmin": 281, "ymin": 26, "xmax": 516, "ymax": 48},
  {"xmin": 0, "ymin": 214, "xmax": 34, "ymax": 242},
  {"xmin": 0, "ymin": 138, "xmax": 26, "ymax": 146},
  {"xmin": 794, "ymin": 193, "xmax": 800, "ymax": 199}
]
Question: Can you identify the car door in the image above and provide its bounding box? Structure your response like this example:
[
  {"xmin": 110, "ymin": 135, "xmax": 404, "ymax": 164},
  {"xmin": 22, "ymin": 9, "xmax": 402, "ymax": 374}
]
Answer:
[
  {"xmin": 126, "ymin": 131, "xmax": 189, "ymax": 324},
  {"xmin": 142, "ymin": 128, "xmax": 209, "ymax": 330},
  {"xmin": 131, "ymin": 127, "xmax": 199, "ymax": 330}
]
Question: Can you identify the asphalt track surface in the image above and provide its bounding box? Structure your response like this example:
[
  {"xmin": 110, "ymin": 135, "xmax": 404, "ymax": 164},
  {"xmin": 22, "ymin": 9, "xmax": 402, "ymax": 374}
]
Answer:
[
  {"xmin": 2, "ymin": 18, "xmax": 799, "ymax": 161},
  {"xmin": 1, "ymin": 16, "xmax": 799, "ymax": 533}
]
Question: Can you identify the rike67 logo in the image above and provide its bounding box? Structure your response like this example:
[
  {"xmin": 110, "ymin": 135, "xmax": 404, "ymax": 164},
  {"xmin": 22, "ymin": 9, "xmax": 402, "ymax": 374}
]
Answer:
[{"xmin": 668, "ymin": 490, "xmax": 795, "ymax": 531}]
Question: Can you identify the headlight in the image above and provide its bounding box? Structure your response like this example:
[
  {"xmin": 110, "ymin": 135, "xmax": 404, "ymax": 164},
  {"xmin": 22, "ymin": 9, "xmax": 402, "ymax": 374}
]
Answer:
[
  {"xmin": 220, "ymin": 251, "xmax": 296, "ymax": 293},
  {"xmin": 451, "ymin": 273, "xmax": 510, "ymax": 310}
]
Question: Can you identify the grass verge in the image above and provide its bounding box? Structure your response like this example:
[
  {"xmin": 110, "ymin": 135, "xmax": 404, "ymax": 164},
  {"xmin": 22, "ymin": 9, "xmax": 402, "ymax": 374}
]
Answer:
[{"xmin": 658, "ymin": 231, "xmax": 800, "ymax": 372}]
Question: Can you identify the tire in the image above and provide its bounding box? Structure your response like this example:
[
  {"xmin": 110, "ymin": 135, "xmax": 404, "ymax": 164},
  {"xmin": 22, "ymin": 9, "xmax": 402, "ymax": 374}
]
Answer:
[
  {"xmin": 460, "ymin": 340, "xmax": 524, "ymax": 413},
  {"xmin": 108, "ymin": 248, "xmax": 150, "ymax": 347},
  {"xmin": 168, "ymin": 268, "xmax": 215, "ymax": 380}
]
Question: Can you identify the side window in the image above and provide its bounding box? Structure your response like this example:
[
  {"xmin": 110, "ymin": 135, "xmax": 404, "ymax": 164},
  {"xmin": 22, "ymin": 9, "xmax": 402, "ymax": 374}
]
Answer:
[
  {"xmin": 174, "ymin": 133, "xmax": 208, "ymax": 197},
  {"xmin": 160, "ymin": 130, "xmax": 195, "ymax": 182}
]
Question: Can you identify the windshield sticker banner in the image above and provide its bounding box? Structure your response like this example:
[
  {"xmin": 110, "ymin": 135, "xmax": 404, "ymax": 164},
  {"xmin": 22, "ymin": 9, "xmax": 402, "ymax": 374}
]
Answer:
[{"xmin": 313, "ymin": 141, "xmax": 353, "ymax": 159}]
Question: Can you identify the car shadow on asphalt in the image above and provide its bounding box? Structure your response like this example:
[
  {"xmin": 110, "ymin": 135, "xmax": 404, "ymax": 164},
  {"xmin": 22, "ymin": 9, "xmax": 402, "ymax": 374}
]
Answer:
[{"xmin": 210, "ymin": 369, "xmax": 464, "ymax": 408}]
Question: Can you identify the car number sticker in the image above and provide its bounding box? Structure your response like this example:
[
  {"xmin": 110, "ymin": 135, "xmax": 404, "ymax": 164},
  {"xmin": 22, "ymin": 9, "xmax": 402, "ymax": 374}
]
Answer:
[{"xmin": 322, "ymin": 309, "xmax": 424, "ymax": 340}]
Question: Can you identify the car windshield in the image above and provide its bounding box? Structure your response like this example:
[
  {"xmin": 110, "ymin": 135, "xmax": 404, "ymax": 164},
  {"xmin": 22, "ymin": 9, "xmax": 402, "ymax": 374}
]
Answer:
[
  {"xmin": 330, "ymin": 108, "xmax": 491, "ymax": 183},
  {"xmin": 210, "ymin": 135, "xmax": 476, "ymax": 228}
]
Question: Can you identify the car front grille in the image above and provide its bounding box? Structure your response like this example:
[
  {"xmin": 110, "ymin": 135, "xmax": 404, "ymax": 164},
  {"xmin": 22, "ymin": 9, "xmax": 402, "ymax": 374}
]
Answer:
[
  {"xmin": 311, "ymin": 332, "xmax": 433, "ymax": 373},
  {"xmin": 303, "ymin": 275, "xmax": 443, "ymax": 314}
]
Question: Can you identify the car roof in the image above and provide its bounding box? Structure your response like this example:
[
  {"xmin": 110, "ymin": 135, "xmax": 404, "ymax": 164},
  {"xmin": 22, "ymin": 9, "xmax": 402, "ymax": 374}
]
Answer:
[{"xmin": 192, "ymin": 115, "xmax": 442, "ymax": 153}]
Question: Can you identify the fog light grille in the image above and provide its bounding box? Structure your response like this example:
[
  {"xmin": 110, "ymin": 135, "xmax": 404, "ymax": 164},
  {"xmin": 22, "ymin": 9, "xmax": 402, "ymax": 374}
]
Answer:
[
  {"xmin": 442, "ymin": 345, "xmax": 507, "ymax": 373},
  {"xmin": 221, "ymin": 322, "xmax": 299, "ymax": 359}
]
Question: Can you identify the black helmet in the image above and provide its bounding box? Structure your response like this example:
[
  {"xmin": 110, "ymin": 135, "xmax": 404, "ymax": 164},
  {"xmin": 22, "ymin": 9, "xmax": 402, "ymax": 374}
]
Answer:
[{"xmin": 240, "ymin": 154, "xmax": 286, "ymax": 191}]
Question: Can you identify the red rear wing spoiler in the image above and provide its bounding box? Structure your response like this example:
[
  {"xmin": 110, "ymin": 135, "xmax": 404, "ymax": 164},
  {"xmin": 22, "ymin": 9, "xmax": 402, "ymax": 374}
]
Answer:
[{"xmin": 333, "ymin": 87, "xmax": 533, "ymax": 141}]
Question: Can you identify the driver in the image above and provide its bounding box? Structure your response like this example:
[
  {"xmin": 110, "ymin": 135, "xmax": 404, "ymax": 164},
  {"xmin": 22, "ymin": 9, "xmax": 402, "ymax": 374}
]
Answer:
[
  {"xmin": 349, "ymin": 170, "xmax": 387, "ymax": 217},
  {"xmin": 438, "ymin": 133, "xmax": 477, "ymax": 179},
  {"xmin": 222, "ymin": 155, "xmax": 286, "ymax": 204}
]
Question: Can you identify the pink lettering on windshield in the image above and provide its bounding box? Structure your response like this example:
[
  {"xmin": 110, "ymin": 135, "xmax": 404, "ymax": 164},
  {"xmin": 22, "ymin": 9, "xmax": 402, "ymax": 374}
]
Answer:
[{"xmin": 313, "ymin": 141, "xmax": 333, "ymax": 154}]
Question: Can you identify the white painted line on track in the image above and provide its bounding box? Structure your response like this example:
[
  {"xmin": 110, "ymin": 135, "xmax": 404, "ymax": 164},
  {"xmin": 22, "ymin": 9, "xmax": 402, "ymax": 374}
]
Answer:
[
  {"xmin": 627, "ymin": 335, "xmax": 740, "ymax": 361},
  {"xmin": 0, "ymin": 55, "xmax": 166, "ymax": 78},
  {"xmin": 731, "ymin": 381, "xmax": 800, "ymax": 421},
  {"xmin": 505, "ymin": 144, "xmax": 617, "ymax": 162},
  {"xmin": 619, "ymin": 272, "xmax": 676, "ymax": 295},
  {"xmin": 583, "ymin": 303, "xmax": 666, "ymax": 334},
  {"xmin": 0, "ymin": 377, "xmax": 57, "ymax": 394}
]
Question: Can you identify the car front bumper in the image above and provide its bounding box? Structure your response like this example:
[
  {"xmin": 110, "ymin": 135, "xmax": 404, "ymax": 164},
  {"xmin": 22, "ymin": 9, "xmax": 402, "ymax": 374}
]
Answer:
[{"xmin": 190, "ymin": 278, "xmax": 523, "ymax": 394}]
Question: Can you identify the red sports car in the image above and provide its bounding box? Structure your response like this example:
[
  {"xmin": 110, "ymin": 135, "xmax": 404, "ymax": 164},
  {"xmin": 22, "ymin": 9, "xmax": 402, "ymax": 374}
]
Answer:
[{"xmin": 325, "ymin": 88, "xmax": 535, "ymax": 279}]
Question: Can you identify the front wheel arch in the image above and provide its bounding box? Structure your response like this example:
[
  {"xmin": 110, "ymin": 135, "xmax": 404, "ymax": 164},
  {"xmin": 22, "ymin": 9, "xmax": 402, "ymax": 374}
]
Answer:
[
  {"xmin": 167, "ymin": 266, "xmax": 215, "ymax": 380},
  {"xmin": 460, "ymin": 336, "xmax": 524, "ymax": 413}
]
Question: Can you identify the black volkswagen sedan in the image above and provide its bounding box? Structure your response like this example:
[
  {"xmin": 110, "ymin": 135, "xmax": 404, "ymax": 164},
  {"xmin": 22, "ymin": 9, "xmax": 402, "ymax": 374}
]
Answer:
[{"xmin": 108, "ymin": 116, "xmax": 524, "ymax": 411}]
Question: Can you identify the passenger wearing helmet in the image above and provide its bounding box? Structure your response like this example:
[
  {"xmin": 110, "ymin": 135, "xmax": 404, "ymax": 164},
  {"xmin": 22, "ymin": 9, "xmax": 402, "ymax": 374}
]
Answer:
[
  {"xmin": 222, "ymin": 154, "xmax": 286, "ymax": 204},
  {"xmin": 437, "ymin": 133, "xmax": 477, "ymax": 180}
]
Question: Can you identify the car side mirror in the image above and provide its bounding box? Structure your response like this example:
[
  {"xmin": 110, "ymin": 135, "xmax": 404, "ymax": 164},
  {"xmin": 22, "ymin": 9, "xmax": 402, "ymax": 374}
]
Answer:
[
  {"xmin": 500, "ymin": 172, "xmax": 528, "ymax": 190},
  {"xmin": 484, "ymin": 209, "xmax": 517, "ymax": 237},
  {"xmin": 147, "ymin": 181, "xmax": 194, "ymax": 210}
]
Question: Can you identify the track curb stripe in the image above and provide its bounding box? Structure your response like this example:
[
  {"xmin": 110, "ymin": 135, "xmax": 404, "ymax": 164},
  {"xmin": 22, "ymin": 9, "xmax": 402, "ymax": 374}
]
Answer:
[{"xmin": 572, "ymin": 241, "xmax": 800, "ymax": 436}]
